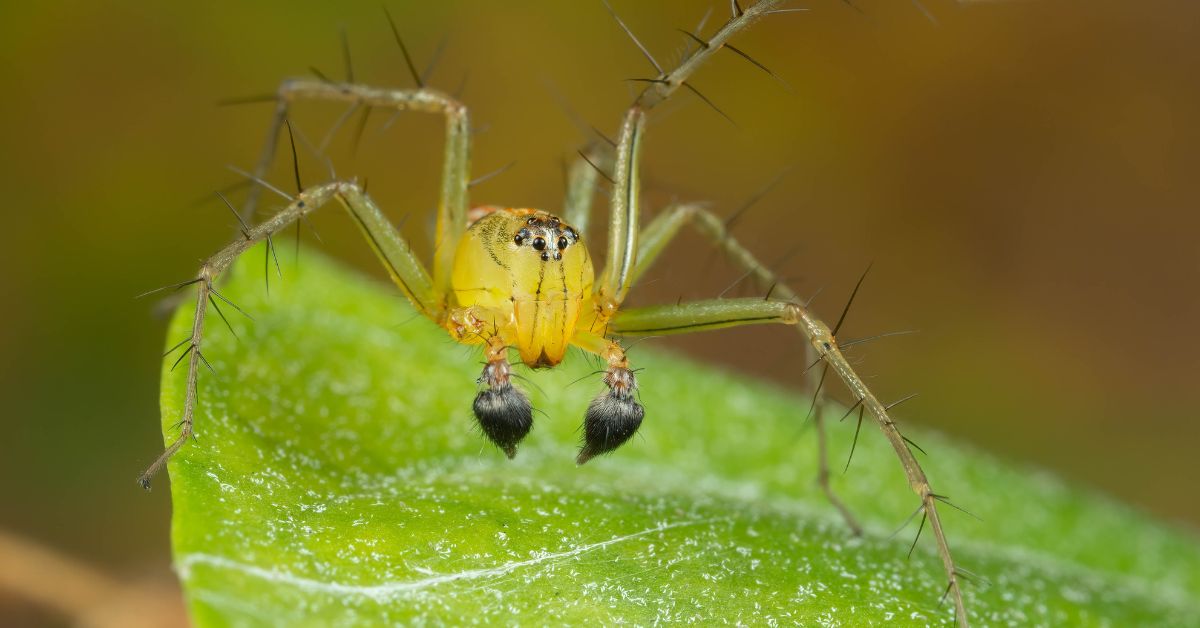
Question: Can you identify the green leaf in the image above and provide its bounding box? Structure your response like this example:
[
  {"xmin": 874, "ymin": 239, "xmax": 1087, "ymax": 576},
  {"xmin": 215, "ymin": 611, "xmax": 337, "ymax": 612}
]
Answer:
[{"xmin": 160, "ymin": 246, "xmax": 1200, "ymax": 626}]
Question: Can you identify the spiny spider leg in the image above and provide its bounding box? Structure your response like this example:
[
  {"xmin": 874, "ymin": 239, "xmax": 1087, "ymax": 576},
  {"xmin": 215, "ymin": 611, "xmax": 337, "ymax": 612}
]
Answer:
[
  {"xmin": 611, "ymin": 294, "xmax": 969, "ymax": 625},
  {"xmin": 622, "ymin": 200, "xmax": 969, "ymax": 624},
  {"xmin": 137, "ymin": 182, "xmax": 436, "ymax": 489},
  {"xmin": 567, "ymin": 0, "xmax": 783, "ymax": 241},
  {"xmin": 562, "ymin": 142, "xmax": 614, "ymax": 236},
  {"xmin": 596, "ymin": 107, "xmax": 646, "ymax": 309},
  {"xmin": 238, "ymin": 79, "xmax": 469, "ymax": 305},
  {"xmin": 631, "ymin": 202, "xmax": 859, "ymax": 535},
  {"xmin": 594, "ymin": 0, "xmax": 785, "ymax": 313}
]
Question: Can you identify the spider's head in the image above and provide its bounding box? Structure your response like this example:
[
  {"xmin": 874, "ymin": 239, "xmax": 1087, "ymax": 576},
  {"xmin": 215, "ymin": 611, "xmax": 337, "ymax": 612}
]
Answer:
[{"xmin": 451, "ymin": 208, "xmax": 595, "ymax": 367}]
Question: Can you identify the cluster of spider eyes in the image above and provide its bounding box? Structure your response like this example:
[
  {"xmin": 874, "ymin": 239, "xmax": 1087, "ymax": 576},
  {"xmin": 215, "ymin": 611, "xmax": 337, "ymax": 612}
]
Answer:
[{"xmin": 513, "ymin": 216, "xmax": 576, "ymax": 262}]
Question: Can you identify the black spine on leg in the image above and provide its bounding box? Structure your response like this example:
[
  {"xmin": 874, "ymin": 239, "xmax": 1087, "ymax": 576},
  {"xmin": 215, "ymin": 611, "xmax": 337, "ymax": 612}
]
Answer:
[
  {"xmin": 473, "ymin": 360, "xmax": 533, "ymax": 459},
  {"xmin": 577, "ymin": 367, "xmax": 644, "ymax": 464}
]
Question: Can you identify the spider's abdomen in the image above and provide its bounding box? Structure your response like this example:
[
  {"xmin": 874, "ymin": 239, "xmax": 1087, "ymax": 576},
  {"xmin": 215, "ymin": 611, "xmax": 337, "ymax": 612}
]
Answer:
[{"xmin": 451, "ymin": 208, "xmax": 594, "ymax": 367}]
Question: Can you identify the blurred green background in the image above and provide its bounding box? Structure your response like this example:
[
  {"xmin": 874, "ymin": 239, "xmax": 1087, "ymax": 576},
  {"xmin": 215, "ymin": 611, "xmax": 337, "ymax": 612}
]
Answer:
[{"xmin": 1, "ymin": 0, "xmax": 1197, "ymax": 623}]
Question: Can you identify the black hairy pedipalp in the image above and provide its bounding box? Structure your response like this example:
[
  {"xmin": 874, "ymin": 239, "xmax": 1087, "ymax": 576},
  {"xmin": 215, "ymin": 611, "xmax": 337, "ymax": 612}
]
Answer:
[
  {"xmin": 576, "ymin": 393, "xmax": 644, "ymax": 464},
  {"xmin": 472, "ymin": 383, "xmax": 533, "ymax": 459}
]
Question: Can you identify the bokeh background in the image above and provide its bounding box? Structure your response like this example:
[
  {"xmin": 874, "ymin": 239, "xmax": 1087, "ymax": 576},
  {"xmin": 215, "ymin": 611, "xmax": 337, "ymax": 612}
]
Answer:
[{"xmin": 1, "ymin": 0, "xmax": 1197, "ymax": 623}]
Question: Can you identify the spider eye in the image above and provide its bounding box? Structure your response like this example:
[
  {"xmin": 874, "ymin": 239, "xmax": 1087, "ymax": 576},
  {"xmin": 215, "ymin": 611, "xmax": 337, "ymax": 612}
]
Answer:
[
  {"xmin": 513, "ymin": 234, "xmax": 524, "ymax": 245},
  {"xmin": 526, "ymin": 217, "xmax": 537, "ymax": 225},
  {"xmin": 532, "ymin": 237, "xmax": 546, "ymax": 251},
  {"xmin": 541, "ymin": 252, "xmax": 551, "ymax": 261},
  {"xmin": 557, "ymin": 237, "xmax": 568, "ymax": 250}
]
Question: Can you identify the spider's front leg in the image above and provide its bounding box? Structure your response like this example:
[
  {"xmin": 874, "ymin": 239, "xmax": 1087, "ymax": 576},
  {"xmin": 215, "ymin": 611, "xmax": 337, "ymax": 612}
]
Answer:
[
  {"xmin": 143, "ymin": 67, "xmax": 480, "ymax": 486},
  {"xmin": 591, "ymin": 0, "xmax": 791, "ymax": 310},
  {"xmin": 239, "ymin": 78, "xmax": 471, "ymax": 300},
  {"xmin": 562, "ymin": 141, "xmax": 613, "ymax": 237},
  {"xmin": 138, "ymin": 182, "xmax": 438, "ymax": 488}
]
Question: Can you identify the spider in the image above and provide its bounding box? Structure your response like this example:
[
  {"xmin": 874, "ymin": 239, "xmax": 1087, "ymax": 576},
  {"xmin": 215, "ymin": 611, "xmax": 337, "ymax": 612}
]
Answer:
[{"xmin": 138, "ymin": 2, "xmax": 972, "ymax": 625}]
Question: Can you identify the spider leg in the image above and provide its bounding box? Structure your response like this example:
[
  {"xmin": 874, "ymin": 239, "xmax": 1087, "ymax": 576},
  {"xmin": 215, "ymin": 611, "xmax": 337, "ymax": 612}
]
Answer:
[
  {"xmin": 631, "ymin": 201, "xmax": 859, "ymax": 532},
  {"xmin": 595, "ymin": 0, "xmax": 786, "ymax": 312},
  {"xmin": 627, "ymin": 202, "xmax": 711, "ymax": 288},
  {"xmin": 596, "ymin": 107, "xmax": 646, "ymax": 310},
  {"xmin": 237, "ymin": 79, "xmax": 470, "ymax": 307},
  {"xmin": 138, "ymin": 181, "xmax": 436, "ymax": 489},
  {"xmin": 636, "ymin": 200, "xmax": 857, "ymax": 494},
  {"xmin": 562, "ymin": 142, "xmax": 614, "ymax": 235},
  {"xmin": 610, "ymin": 297, "xmax": 969, "ymax": 627}
]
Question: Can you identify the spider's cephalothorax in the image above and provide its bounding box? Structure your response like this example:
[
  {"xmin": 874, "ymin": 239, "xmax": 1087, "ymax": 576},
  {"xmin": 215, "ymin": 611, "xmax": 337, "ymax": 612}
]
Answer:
[
  {"xmin": 449, "ymin": 208, "xmax": 593, "ymax": 369},
  {"xmin": 447, "ymin": 207, "xmax": 645, "ymax": 460}
]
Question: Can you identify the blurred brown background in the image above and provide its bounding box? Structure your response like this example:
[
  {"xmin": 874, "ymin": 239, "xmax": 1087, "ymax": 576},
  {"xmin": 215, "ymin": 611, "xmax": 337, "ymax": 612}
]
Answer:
[{"xmin": 1, "ymin": 0, "xmax": 1197, "ymax": 623}]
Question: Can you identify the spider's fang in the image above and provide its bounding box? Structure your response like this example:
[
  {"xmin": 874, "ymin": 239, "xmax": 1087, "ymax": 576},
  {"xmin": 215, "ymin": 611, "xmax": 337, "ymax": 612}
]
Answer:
[
  {"xmin": 472, "ymin": 359, "xmax": 533, "ymax": 459},
  {"xmin": 577, "ymin": 366, "xmax": 644, "ymax": 464}
]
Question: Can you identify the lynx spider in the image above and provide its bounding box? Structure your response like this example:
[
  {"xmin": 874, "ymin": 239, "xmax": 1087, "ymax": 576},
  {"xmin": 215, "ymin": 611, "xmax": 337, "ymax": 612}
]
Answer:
[{"xmin": 139, "ymin": 2, "xmax": 973, "ymax": 624}]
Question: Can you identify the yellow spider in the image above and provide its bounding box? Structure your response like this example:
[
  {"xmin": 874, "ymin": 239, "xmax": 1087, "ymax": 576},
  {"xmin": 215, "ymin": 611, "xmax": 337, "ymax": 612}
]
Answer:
[{"xmin": 138, "ymin": 2, "xmax": 971, "ymax": 625}]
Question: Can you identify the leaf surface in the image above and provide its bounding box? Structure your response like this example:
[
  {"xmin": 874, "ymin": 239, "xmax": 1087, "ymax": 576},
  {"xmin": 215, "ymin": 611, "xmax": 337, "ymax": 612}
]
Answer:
[{"xmin": 160, "ymin": 248, "xmax": 1200, "ymax": 625}]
